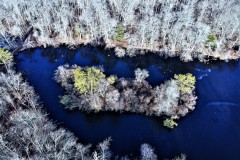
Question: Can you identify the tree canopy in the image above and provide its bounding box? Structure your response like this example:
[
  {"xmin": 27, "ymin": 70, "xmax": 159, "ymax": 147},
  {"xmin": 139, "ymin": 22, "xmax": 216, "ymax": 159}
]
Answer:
[
  {"xmin": 0, "ymin": 48, "xmax": 13, "ymax": 65},
  {"xmin": 74, "ymin": 67, "xmax": 106, "ymax": 94},
  {"xmin": 174, "ymin": 73, "xmax": 196, "ymax": 93},
  {"xmin": 163, "ymin": 118, "xmax": 178, "ymax": 129}
]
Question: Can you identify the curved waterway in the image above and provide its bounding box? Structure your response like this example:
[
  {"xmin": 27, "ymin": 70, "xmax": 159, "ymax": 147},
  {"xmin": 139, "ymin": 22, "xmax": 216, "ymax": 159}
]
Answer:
[{"xmin": 16, "ymin": 46, "xmax": 240, "ymax": 160}]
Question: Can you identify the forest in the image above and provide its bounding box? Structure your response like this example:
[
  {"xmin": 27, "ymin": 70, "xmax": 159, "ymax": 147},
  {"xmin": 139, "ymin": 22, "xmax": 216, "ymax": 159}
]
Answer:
[
  {"xmin": 0, "ymin": 0, "xmax": 239, "ymax": 61},
  {"xmin": 0, "ymin": 0, "xmax": 239, "ymax": 159}
]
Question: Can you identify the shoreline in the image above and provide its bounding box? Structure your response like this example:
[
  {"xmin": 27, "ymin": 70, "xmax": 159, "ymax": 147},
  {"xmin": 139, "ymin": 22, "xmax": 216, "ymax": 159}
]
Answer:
[{"xmin": 5, "ymin": 31, "xmax": 239, "ymax": 63}]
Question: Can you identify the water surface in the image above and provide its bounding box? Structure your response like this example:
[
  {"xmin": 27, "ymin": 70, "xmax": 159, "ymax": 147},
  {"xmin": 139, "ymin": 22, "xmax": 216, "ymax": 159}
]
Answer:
[{"xmin": 16, "ymin": 46, "xmax": 240, "ymax": 160}]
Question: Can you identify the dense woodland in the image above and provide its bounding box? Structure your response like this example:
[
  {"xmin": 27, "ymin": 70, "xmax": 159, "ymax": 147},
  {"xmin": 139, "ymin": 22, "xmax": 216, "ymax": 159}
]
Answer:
[
  {"xmin": 0, "ymin": 0, "xmax": 239, "ymax": 61},
  {"xmin": 0, "ymin": 51, "xmax": 187, "ymax": 160},
  {"xmin": 54, "ymin": 65, "xmax": 197, "ymax": 120},
  {"xmin": 0, "ymin": 0, "xmax": 235, "ymax": 159}
]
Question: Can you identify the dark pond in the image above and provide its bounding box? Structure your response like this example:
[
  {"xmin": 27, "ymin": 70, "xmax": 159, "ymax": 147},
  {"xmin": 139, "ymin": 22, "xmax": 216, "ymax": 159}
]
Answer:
[{"xmin": 16, "ymin": 46, "xmax": 240, "ymax": 160}]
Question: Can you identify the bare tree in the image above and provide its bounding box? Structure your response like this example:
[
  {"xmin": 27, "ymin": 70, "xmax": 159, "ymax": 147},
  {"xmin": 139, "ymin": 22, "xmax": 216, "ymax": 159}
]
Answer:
[
  {"xmin": 152, "ymin": 80, "xmax": 180, "ymax": 116},
  {"xmin": 140, "ymin": 143, "xmax": 158, "ymax": 160},
  {"xmin": 134, "ymin": 68, "xmax": 149, "ymax": 83}
]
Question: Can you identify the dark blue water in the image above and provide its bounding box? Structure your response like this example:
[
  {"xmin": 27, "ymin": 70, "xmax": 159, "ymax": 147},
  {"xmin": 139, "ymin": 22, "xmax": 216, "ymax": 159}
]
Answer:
[{"xmin": 16, "ymin": 46, "xmax": 240, "ymax": 160}]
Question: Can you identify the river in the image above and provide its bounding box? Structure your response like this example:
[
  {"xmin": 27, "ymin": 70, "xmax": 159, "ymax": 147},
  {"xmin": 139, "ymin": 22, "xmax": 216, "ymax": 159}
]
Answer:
[{"xmin": 16, "ymin": 46, "xmax": 240, "ymax": 160}]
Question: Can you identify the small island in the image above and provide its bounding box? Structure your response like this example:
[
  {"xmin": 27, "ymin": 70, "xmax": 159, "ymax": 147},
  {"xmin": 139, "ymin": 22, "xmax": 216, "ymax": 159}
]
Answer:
[{"xmin": 54, "ymin": 65, "xmax": 197, "ymax": 127}]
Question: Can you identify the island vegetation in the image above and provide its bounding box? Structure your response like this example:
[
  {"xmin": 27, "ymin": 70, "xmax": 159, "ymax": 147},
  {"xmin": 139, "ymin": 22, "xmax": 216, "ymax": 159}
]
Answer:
[
  {"xmin": 54, "ymin": 65, "xmax": 197, "ymax": 124},
  {"xmin": 0, "ymin": 0, "xmax": 239, "ymax": 62}
]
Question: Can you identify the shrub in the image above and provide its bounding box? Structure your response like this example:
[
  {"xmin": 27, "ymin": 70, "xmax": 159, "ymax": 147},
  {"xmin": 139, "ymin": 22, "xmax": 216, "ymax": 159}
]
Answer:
[
  {"xmin": 0, "ymin": 48, "xmax": 13, "ymax": 65},
  {"xmin": 163, "ymin": 118, "xmax": 178, "ymax": 129}
]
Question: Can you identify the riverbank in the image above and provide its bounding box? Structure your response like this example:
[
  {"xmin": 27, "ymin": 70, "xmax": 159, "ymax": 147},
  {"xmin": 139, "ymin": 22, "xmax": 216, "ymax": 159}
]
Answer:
[
  {"xmin": 1, "ymin": 0, "xmax": 239, "ymax": 63},
  {"xmin": 5, "ymin": 33, "xmax": 240, "ymax": 63}
]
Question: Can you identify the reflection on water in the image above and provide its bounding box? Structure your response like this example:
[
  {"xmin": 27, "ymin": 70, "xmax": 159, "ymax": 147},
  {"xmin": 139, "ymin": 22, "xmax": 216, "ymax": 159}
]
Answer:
[{"xmin": 16, "ymin": 46, "xmax": 240, "ymax": 160}]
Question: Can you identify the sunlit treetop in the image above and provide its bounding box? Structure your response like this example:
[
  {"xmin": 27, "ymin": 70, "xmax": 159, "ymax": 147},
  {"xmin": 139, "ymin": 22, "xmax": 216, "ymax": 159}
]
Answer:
[
  {"xmin": 115, "ymin": 25, "xmax": 125, "ymax": 42},
  {"xmin": 174, "ymin": 73, "xmax": 196, "ymax": 93},
  {"xmin": 74, "ymin": 67, "xmax": 106, "ymax": 94},
  {"xmin": 107, "ymin": 76, "xmax": 116, "ymax": 84},
  {"xmin": 0, "ymin": 48, "xmax": 13, "ymax": 65}
]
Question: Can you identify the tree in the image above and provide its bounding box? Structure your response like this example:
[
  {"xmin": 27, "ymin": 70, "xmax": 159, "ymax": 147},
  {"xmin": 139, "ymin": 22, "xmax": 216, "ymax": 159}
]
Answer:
[
  {"xmin": 152, "ymin": 79, "xmax": 180, "ymax": 116},
  {"xmin": 0, "ymin": 48, "xmax": 13, "ymax": 65},
  {"xmin": 74, "ymin": 67, "xmax": 106, "ymax": 94},
  {"xmin": 174, "ymin": 73, "xmax": 196, "ymax": 93},
  {"xmin": 95, "ymin": 138, "xmax": 112, "ymax": 160},
  {"xmin": 140, "ymin": 144, "xmax": 157, "ymax": 160},
  {"xmin": 115, "ymin": 25, "xmax": 125, "ymax": 42},
  {"xmin": 134, "ymin": 68, "xmax": 149, "ymax": 83}
]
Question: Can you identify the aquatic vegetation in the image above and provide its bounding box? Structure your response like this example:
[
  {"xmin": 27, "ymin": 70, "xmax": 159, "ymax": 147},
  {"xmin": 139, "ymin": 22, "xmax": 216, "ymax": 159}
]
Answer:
[{"xmin": 163, "ymin": 118, "xmax": 178, "ymax": 129}]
